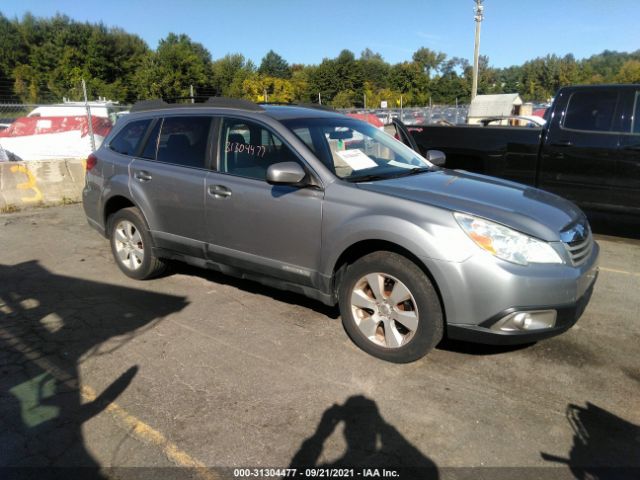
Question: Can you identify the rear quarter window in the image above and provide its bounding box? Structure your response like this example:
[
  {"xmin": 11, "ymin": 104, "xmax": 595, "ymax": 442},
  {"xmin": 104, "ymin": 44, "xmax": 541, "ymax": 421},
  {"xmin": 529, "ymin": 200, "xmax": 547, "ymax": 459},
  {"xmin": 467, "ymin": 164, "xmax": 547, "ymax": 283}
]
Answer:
[{"xmin": 109, "ymin": 119, "xmax": 151, "ymax": 155}]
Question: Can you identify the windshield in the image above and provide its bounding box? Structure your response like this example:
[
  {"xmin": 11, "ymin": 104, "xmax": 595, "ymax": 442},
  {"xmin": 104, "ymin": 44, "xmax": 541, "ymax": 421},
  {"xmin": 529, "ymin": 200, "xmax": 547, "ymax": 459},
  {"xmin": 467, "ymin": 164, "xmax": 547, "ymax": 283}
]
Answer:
[{"xmin": 282, "ymin": 117, "xmax": 432, "ymax": 182}]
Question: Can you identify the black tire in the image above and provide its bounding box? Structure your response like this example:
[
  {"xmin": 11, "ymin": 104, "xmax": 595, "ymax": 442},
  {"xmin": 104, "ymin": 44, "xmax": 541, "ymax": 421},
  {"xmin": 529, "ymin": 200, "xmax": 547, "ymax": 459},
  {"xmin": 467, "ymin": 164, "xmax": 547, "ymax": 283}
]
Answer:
[
  {"xmin": 108, "ymin": 207, "xmax": 167, "ymax": 280},
  {"xmin": 338, "ymin": 251, "xmax": 443, "ymax": 363}
]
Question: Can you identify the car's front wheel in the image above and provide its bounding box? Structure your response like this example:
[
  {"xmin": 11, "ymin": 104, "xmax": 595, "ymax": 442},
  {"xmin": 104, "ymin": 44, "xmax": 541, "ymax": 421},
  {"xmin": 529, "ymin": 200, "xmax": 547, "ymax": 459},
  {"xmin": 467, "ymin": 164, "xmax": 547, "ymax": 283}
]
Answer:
[
  {"xmin": 108, "ymin": 207, "xmax": 167, "ymax": 280},
  {"xmin": 338, "ymin": 252, "xmax": 443, "ymax": 363}
]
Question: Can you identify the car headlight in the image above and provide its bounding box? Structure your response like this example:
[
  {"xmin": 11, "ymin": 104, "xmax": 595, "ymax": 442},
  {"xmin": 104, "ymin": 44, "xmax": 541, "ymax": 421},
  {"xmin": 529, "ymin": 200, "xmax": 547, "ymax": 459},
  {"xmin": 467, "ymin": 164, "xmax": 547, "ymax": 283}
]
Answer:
[{"xmin": 454, "ymin": 213, "xmax": 563, "ymax": 266}]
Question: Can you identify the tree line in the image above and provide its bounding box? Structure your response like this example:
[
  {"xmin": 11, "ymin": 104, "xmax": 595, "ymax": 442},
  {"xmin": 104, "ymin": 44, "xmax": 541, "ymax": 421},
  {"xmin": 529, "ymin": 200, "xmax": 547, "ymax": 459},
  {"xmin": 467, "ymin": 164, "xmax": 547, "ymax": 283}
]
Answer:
[{"xmin": 1, "ymin": 13, "xmax": 640, "ymax": 107}]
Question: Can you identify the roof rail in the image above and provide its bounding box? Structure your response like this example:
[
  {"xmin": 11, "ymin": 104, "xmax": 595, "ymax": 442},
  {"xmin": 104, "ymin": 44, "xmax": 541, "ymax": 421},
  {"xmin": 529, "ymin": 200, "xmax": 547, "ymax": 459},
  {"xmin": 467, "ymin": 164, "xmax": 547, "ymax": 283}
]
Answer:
[
  {"xmin": 131, "ymin": 99, "xmax": 168, "ymax": 112},
  {"xmin": 296, "ymin": 103, "xmax": 335, "ymax": 112},
  {"xmin": 258, "ymin": 101, "xmax": 335, "ymax": 112},
  {"xmin": 206, "ymin": 97, "xmax": 264, "ymax": 111},
  {"xmin": 130, "ymin": 97, "xmax": 265, "ymax": 113}
]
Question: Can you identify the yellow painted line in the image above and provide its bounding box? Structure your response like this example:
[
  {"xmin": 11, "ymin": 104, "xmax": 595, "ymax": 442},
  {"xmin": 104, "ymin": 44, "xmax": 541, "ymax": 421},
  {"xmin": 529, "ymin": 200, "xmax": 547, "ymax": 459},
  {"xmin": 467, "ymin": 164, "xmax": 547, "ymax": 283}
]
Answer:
[
  {"xmin": 0, "ymin": 326, "xmax": 218, "ymax": 480},
  {"xmin": 600, "ymin": 267, "xmax": 640, "ymax": 277}
]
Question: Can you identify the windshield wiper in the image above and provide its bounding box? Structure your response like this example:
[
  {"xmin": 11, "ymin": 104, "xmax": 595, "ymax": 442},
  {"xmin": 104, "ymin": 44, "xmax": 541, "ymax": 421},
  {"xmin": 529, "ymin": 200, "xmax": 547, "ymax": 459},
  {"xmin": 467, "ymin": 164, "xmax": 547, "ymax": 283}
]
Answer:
[
  {"xmin": 347, "ymin": 167, "xmax": 432, "ymax": 183},
  {"xmin": 346, "ymin": 174, "xmax": 392, "ymax": 183},
  {"xmin": 347, "ymin": 167, "xmax": 433, "ymax": 183},
  {"xmin": 391, "ymin": 167, "xmax": 432, "ymax": 178}
]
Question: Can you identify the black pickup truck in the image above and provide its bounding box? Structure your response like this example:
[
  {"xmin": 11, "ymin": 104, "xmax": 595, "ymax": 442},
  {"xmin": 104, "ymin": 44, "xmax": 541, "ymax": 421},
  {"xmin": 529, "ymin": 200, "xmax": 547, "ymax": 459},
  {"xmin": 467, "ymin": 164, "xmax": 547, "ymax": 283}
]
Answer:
[{"xmin": 395, "ymin": 84, "xmax": 640, "ymax": 221}]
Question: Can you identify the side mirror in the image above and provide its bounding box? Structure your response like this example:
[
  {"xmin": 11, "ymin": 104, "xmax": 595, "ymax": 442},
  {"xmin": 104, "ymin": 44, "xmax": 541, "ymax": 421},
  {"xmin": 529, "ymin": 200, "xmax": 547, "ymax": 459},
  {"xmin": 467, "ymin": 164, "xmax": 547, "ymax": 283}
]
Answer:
[
  {"xmin": 266, "ymin": 162, "xmax": 307, "ymax": 185},
  {"xmin": 426, "ymin": 150, "xmax": 446, "ymax": 167}
]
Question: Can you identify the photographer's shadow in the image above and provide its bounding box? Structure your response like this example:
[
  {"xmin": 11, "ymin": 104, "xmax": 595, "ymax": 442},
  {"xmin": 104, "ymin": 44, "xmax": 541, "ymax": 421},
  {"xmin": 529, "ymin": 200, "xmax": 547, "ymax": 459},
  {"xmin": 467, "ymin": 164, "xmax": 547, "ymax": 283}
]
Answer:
[{"xmin": 290, "ymin": 395, "xmax": 438, "ymax": 478}]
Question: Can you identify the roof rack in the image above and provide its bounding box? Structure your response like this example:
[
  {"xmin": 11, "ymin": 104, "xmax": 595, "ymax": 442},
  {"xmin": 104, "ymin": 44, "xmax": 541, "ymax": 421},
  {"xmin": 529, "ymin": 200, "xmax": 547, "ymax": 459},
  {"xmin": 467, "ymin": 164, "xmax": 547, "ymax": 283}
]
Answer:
[
  {"xmin": 131, "ymin": 97, "xmax": 265, "ymax": 113},
  {"xmin": 257, "ymin": 102, "xmax": 335, "ymax": 112},
  {"xmin": 130, "ymin": 99, "xmax": 168, "ymax": 112},
  {"xmin": 206, "ymin": 97, "xmax": 264, "ymax": 111},
  {"xmin": 296, "ymin": 103, "xmax": 335, "ymax": 112}
]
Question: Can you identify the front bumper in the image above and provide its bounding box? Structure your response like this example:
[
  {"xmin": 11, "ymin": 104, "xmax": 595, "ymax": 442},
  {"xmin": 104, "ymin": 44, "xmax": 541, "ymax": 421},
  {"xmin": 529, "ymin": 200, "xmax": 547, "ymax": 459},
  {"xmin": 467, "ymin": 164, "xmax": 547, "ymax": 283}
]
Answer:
[
  {"xmin": 421, "ymin": 240, "xmax": 599, "ymax": 346},
  {"xmin": 446, "ymin": 272, "xmax": 597, "ymax": 345}
]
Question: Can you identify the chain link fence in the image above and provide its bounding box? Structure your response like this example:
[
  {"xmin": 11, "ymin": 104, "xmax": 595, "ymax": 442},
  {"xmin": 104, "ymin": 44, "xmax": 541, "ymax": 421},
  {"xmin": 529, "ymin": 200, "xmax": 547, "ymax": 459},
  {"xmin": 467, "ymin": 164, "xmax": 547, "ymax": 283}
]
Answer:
[{"xmin": 338, "ymin": 105, "xmax": 469, "ymax": 126}]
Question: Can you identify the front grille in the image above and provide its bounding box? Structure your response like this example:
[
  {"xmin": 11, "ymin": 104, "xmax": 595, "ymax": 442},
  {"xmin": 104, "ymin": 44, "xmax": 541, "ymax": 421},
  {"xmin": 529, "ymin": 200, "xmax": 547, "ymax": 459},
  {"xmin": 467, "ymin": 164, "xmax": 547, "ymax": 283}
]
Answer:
[{"xmin": 565, "ymin": 229, "xmax": 593, "ymax": 266}]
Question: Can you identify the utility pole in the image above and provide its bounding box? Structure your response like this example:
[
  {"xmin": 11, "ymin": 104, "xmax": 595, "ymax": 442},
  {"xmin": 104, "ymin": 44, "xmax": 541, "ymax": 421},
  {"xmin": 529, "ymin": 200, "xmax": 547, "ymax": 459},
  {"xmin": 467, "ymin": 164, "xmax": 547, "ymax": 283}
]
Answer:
[
  {"xmin": 471, "ymin": 0, "xmax": 484, "ymax": 101},
  {"xmin": 82, "ymin": 78, "xmax": 96, "ymax": 152}
]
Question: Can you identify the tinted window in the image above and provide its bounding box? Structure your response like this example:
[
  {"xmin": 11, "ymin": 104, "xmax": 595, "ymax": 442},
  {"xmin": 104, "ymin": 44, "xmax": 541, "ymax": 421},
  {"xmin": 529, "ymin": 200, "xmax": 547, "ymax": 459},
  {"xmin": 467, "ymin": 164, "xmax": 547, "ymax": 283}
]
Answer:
[
  {"xmin": 156, "ymin": 116, "xmax": 211, "ymax": 168},
  {"xmin": 110, "ymin": 119, "xmax": 151, "ymax": 155},
  {"xmin": 633, "ymin": 92, "xmax": 640, "ymax": 134},
  {"xmin": 140, "ymin": 120, "xmax": 161, "ymax": 160},
  {"xmin": 564, "ymin": 90, "xmax": 618, "ymax": 132},
  {"xmin": 220, "ymin": 118, "xmax": 299, "ymax": 180}
]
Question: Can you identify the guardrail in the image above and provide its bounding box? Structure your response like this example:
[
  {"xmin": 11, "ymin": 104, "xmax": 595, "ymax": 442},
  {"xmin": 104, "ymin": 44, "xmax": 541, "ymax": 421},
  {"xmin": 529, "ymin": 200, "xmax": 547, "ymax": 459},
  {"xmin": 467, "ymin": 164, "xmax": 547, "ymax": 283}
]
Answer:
[{"xmin": 0, "ymin": 159, "xmax": 86, "ymax": 213}]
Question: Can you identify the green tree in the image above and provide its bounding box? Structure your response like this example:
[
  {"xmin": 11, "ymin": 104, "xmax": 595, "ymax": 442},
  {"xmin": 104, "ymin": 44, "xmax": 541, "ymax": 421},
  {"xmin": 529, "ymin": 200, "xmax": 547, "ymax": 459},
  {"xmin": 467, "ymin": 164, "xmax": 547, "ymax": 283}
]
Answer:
[
  {"xmin": 308, "ymin": 50, "xmax": 364, "ymax": 103},
  {"xmin": 212, "ymin": 53, "xmax": 255, "ymax": 97},
  {"xmin": 359, "ymin": 49, "xmax": 389, "ymax": 90},
  {"xmin": 258, "ymin": 50, "xmax": 291, "ymax": 79},
  {"xmin": 0, "ymin": 14, "xmax": 27, "ymax": 85},
  {"xmin": 242, "ymin": 74, "xmax": 296, "ymax": 103},
  {"xmin": 135, "ymin": 33, "xmax": 213, "ymax": 100},
  {"xmin": 388, "ymin": 62, "xmax": 427, "ymax": 101},
  {"xmin": 13, "ymin": 64, "xmax": 40, "ymax": 103},
  {"xmin": 616, "ymin": 60, "xmax": 640, "ymax": 83},
  {"xmin": 331, "ymin": 90, "xmax": 357, "ymax": 108},
  {"xmin": 412, "ymin": 47, "xmax": 446, "ymax": 77}
]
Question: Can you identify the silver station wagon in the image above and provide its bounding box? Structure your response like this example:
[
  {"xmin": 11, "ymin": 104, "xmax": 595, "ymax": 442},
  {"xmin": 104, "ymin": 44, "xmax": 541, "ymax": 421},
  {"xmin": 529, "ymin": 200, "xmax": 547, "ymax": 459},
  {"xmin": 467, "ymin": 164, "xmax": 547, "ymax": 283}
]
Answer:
[{"xmin": 83, "ymin": 98, "xmax": 599, "ymax": 363}]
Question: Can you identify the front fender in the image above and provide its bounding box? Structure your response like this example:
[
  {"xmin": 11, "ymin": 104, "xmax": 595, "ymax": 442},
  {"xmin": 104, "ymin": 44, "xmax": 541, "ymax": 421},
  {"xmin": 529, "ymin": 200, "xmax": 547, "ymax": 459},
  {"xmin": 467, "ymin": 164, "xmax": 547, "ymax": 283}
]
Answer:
[{"xmin": 320, "ymin": 212, "xmax": 475, "ymax": 277}]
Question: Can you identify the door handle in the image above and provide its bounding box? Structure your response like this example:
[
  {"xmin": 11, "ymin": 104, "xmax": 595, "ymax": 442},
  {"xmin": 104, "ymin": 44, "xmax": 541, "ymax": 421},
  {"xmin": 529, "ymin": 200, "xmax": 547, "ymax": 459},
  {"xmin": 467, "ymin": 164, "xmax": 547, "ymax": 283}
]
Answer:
[
  {"xmin": 208, "ymin": 184, "xmax": 232, "ymax": 199},
  {"xmin": 134, "ymin": 170, "xmax": 152, "ymax": 182}
]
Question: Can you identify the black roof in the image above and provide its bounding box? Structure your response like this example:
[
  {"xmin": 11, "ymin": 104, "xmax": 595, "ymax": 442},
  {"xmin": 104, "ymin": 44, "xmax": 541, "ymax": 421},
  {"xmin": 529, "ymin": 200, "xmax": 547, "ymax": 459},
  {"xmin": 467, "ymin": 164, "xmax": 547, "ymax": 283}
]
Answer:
[
  {"xmin": 129, "ymin": 97, "xmax": 342, "ymax": 121},
  {"xmin": 262, "ymin": 105, "xmax": 343, "ymax": 120},
  {"xmin": 560, "ymin": 83, "xmax": 639, "ymax": 92}
]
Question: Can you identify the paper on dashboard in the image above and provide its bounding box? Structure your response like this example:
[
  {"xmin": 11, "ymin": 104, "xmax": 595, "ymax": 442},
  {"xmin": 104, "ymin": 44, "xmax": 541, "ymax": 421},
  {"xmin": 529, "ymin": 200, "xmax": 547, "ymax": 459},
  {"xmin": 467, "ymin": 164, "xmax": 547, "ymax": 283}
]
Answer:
[{"xmin": 335, "ymin": 149, "xmax": 378, "ymax": 170}]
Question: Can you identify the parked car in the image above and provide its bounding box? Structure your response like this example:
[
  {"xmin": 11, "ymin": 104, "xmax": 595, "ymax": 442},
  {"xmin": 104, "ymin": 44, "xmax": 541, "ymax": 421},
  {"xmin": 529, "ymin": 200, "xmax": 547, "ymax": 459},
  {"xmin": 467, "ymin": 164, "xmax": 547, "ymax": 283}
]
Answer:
[
  {"xmin": 478, "ymin": 115, "xmax": 546, "ymax": 127},
  {"xmin": 83, "ymin": 98, "xmax": 598, "ymax": 363},
  {"xmin": 399, "ymin": 84, "xmax": 640, "ymax": 221}
]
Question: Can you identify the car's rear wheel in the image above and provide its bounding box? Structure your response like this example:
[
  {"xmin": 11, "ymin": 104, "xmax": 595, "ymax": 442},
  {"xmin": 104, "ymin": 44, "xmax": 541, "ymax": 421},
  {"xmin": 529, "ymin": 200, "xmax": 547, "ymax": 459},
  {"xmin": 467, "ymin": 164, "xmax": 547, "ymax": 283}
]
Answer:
[
  {"xmin": 109, "ymin": 207, "xmax": 167, "ymax": 280},
  {"xmin": 338, "ymin": 251, "xmax": 443, "ymax": 363}
]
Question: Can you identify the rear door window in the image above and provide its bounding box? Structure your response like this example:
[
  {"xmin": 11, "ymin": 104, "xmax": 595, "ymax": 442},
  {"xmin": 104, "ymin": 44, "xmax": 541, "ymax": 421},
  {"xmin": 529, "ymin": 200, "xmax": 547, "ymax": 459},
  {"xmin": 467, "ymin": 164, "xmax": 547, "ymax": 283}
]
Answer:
[
  {"xmin": 109, "ymin": 119, "xmax": 151, "ymax": 155},
  {"xmin": 563, "ymin": 90, "xmax": 618, "ymax": 132},
  {"xmin": 156, "ymin": 116, "xmax": 211, "ymax": 168}
]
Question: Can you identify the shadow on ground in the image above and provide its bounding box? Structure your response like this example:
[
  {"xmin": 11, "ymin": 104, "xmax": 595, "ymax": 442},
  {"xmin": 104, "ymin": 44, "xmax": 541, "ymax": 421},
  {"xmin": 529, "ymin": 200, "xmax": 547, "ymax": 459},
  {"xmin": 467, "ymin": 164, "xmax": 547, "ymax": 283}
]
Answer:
[
  {"xmin": 436, "ymin": 337, "xmax": 535, "ymax": 356},
  {"xmin": 541, "ymin": 402, "xmax": 640, "ymax": 479},
  {"xmin": 0, "ymin": 261, "xmax": 188, "ymax": 476},
  {"xmin": 290, "ymin": 395, "xmax": 438, "ymax": 478}
]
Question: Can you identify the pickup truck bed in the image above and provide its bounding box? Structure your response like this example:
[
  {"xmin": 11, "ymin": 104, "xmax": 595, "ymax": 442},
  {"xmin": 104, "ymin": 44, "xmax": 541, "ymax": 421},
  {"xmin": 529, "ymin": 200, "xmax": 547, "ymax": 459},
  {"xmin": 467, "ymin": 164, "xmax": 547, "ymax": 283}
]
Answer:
[
  {"xmin": 408, "ymin": 124, "xmax": 542, "ymax": 187},
  {"xmin": 403, "ymin": 85, "xmax": 640, "ymax": 221}
]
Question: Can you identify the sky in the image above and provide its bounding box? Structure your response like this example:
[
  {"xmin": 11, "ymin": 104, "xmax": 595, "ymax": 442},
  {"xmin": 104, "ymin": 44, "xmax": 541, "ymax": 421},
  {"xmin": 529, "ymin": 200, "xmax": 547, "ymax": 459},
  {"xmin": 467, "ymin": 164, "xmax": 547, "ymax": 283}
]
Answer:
[{"xmin": 2, "ymin": 0, "xmax": 639, "ymax": 68}]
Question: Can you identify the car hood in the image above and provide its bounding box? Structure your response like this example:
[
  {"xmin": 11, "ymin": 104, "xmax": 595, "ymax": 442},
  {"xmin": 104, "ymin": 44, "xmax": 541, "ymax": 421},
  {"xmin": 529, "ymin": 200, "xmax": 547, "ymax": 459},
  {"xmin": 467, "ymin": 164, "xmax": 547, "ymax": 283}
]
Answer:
[{"xmin": 355, "ymin": 169, "xmax": 585, "ymax": 241}]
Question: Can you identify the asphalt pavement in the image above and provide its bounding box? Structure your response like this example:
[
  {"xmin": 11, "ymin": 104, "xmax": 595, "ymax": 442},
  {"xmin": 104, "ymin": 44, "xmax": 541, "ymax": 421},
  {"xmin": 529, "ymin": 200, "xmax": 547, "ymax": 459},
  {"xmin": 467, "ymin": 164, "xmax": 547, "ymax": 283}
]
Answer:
[{"xmin": 1, "ymin": 204, "xmax": 639, "ymax": 480}]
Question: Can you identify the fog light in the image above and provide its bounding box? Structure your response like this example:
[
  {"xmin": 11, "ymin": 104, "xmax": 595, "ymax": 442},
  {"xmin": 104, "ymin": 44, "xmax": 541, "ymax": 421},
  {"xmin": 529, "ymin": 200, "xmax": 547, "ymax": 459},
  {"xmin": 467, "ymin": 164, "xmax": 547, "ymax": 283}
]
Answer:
[{"xmin": 491, "ymin": 310, "xmax": 557, "ymax": 332}]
